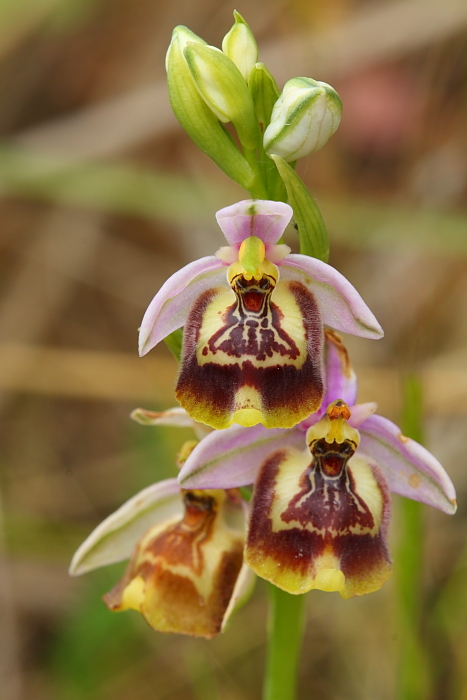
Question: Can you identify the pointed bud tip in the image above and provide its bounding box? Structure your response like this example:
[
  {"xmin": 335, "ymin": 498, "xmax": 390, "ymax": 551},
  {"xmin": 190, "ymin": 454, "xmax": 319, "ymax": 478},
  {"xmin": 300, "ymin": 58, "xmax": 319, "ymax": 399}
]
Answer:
[
  {"xmin": 233, "ymin": 10, "xmax": 246, "ymax": 23},
  {"xmin": 221, "ymin": 11, "xmax": 258, "ymax": 82},
  {"xmin": 165, "ymin": 25, "xmax": 207, "ymax": 71}
]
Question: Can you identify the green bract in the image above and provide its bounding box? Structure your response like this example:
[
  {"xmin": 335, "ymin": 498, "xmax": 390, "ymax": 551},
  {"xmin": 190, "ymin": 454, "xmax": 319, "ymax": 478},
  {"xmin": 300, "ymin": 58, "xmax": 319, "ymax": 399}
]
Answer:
[
  {"xmin": 248, "ymin": 62, "xmax": 280, "ymax": 132},
  {"xmin": 271, "ymin": 155, "xmax": 329, "ymax": 263},
  {"xmin": 222, "ymin": 10, "xmax": 258, "ymax": 82},
  {"xmin": 264, "ymin": 77, "xmax": 342, "ymax": 162},
  {"xmin": 248, "ymin": 63, "xmax": 284, "ymax": 199}
]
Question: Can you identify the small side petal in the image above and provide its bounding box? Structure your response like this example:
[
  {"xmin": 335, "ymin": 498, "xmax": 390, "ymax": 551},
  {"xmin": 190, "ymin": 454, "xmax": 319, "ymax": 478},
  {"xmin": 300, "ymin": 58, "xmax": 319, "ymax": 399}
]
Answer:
[
  {"xmin": 69, "ymin": 479, "xmax": 182, "ymax": 575},
  {"xmin": 267, "ymin": 244, "xmax": 292, "ymax": 264},
  {"xmin": 130, "ymin": 406, "xmax": 211, "ymax": 441},
  {"xmin": 216, "ymin": 245, "xmax": 239, "ymax": 264},
  {"xmin": 216, "ymin": 199, "xmax": 293, "ymax": 246},
  {"xmin": 359, "ymin": 414, "xmax": 457, "ymax": 514},
  {"xmin": 139, "ymin": 256, "xmax": 226, "ymax": 356},
  {"xmin": 280, "ymin": 255, "xmax": 384, "ymax": 339},
  {"xmin": 178, "ymin": 423, "xmax": 303, "ymax": 489},
  {"xmin": 131, "ymin": 406, "xmax": 193, "ymax": 427},
  {"xmin": 348, "ymin": 402, "xmax": 378, "ymax": 427}
]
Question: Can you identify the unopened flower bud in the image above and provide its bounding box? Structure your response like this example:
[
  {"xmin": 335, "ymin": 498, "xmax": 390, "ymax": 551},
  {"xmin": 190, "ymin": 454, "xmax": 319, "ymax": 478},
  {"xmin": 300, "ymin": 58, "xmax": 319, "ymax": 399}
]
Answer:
[
  {"xmin": 221, "ymin": 10, "xmax": 258, "ymax": 82},
  {"xmin": 165, "ymin": 26, "xmax": 256, "ymax": 192},
  {"xmin": 264, "ymin": 77, "xmax": 342, "ymax": 162},
  {"xmin": 184, "ymin": 41, "xmax": 259, "ymax": 150}
]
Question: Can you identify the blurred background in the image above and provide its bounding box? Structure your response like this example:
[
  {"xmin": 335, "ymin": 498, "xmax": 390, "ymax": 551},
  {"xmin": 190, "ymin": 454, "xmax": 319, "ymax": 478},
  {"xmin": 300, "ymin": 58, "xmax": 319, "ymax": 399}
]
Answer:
[{"xmin": 0, "ymin": 0, "xmax": 466, "ymax": 698}]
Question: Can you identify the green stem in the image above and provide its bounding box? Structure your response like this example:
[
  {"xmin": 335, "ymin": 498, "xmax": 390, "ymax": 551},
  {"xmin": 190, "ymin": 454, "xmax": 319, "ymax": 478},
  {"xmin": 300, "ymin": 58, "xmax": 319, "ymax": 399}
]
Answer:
[
  {"xmin": 395, "ymin": 374, "xmax": 429, "ymax": 700},
  {"xmin": 243, "ymin": 146, "xmax": 269, "ymax": 199},
  {"xmin": 263, "ymin": 584, "xmax": 306, "ymax": 700}
]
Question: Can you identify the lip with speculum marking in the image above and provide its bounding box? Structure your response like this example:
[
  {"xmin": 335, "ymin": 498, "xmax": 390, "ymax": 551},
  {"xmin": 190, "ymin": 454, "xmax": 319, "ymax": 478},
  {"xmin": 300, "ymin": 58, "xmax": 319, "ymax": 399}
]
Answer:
[
  {"xmin": 178, "ymin": 331, "xmax": 457, "ymax": 598},
  {"xmin": 138, "ymin": 199, "xmax": 383, "ymax": 430},
  {"xmin": 70, "ymin": 470, "xmax": 253, "ymax": 638}
]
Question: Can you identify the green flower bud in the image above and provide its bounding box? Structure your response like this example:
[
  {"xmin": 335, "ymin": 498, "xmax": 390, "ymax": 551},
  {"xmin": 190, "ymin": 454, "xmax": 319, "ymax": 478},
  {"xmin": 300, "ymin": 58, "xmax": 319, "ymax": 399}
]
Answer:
[
  {"xmin": 264, "ymin": 77, "xmax": 342, "ymax": 162},
  {"xmin": 221, "ymin": 10, "xmax": 258, "ymax": 82},
  {"xmin": 166, "ymin": 26, "xmax": 255, "ymax": 192},
  {"xmin": 184, "ymin": 42, "xmax": 260, "ymax": 150}
]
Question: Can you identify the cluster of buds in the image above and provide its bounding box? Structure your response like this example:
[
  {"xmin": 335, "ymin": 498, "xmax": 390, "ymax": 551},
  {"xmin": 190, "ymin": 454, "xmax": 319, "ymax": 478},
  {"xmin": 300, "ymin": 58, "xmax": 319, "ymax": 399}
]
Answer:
[
  {"xmin": 165, "ymin": 11, "xmax": 342, "ymax": 245},
  {"xmin": 70, "ymin": 14, "xmax": 456, "ymax": 641}
]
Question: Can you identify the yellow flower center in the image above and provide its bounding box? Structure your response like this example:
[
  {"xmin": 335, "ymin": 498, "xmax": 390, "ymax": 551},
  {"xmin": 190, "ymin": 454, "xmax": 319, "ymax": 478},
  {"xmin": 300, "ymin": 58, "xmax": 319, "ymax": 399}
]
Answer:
[
  {"xmin": 307, "ymin": 400, "xmax": 360, "ymax": 449},
  {"xmin": 228, "ymin": 236, "xmax": 278, "ymax": 285}
]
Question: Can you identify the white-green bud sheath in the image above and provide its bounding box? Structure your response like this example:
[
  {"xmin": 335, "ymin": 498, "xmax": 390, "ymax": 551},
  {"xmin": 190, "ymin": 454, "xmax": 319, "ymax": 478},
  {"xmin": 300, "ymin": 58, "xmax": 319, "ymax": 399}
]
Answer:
[
  {"xmin": 264, "ymin": 77, "xmax": 342, "ymax": 162},
  {"xmin": 221, "ymin": 10, "xmax": 258, "ymax": 82},
  {"xmin": 184, "ymin": 42, "xmax": 260, "ymax": 150}
]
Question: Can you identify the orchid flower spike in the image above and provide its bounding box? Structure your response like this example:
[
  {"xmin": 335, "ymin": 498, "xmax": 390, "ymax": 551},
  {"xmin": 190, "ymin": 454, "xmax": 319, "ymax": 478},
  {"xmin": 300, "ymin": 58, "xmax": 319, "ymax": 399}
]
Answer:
[
  {"xmin": 70, "ymin": 475, "xmax": 252, "ymax": 638},
  {"xmin": 139, "ymin": 199, "xmax": 383, "ymax": 430},
  {"xmin": 178, "ymin": 330, "xmax": 457, "ymax": 599}
]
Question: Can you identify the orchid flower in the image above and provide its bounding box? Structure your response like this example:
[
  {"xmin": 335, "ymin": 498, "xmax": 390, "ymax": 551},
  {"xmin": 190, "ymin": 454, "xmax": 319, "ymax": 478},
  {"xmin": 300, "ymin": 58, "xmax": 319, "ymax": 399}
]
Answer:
[
  {"xmin": 139, "ymin": 199, "xmax": 383, "ymax": 430},
  {"xmin": 70, "ymin": 419, "xmax": 253, "ymax": 638},
  {"xmin": 177, "ymin": 331, "xmax": 457, "ymax": 599},
  {"xmin": 70, "ymin": 478, "xmax": 251, "ymax": 638}
]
